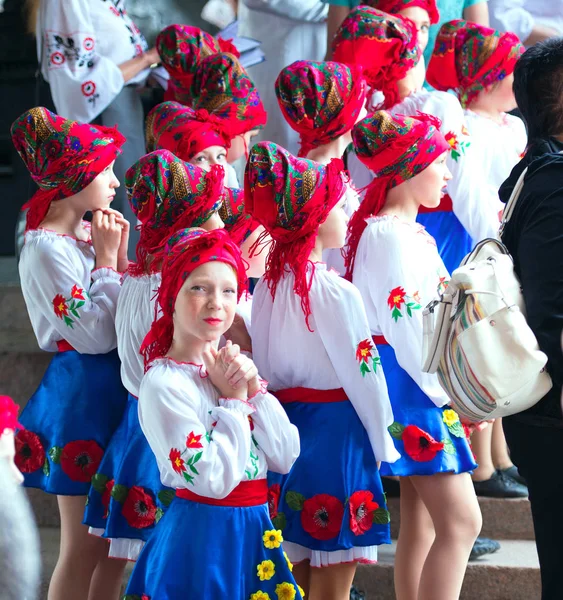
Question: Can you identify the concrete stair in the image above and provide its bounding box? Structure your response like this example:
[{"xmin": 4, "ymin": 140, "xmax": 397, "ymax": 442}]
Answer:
[{"xmin": 0, "ymin": 263, "xmax": 542, "ymax": 599}]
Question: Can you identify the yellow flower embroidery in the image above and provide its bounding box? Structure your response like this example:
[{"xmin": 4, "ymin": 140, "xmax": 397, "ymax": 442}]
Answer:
[
  {"xmin": 250, "ymin": 592, "xmax": 271, "ymax": 600},
  {"xmin": 275, "ymin": 582, "xmax": 297, "ymax": 600},
  {"xmin": 298, "ymin": 585, "xmax": 306, "ymax": 599},
  {"xmin": 263, "ymin": 529, "xmax": 283, "ymax": 549},
  {"xmin": 284, "ymin": 551, "xmax": 293, "ymax": 572},
  {"xmin": 257, "ymin": 560, "xmax": 276, "ymax": 581},
  {"xmin": 442, "ymin": 409, "xmax": 460, "ymax": 428}
]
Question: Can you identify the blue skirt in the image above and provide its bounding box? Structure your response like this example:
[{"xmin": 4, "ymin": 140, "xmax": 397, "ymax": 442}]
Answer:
[
  {"xmin": 378, "ymin": 344, "xmax": 477, "ymax": 477},
  {"xmin": 84, "ymin": 393, "xmax": 174, "ymax": 552},
  {"xmin": 417, "ymin": 211, "xmax": 472, "ymax": 274},
  {"xmin": 123, "ymin": 496, "xmax": 303, "ymax": 600},
  {"xmin": 15, "ymin": 350, "xmax": 128, "ymax": 495},
  {"xmin": 268, "ymin": 397, "xmax": 390, "ymax": 558}
]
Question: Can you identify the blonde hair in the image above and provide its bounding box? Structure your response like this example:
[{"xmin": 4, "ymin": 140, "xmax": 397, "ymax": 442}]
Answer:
[{"xmin": 25, "ymin": 0, "xmax": 40, "ymax": 35}]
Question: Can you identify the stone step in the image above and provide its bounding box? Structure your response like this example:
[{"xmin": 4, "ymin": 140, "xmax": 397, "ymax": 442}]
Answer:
[{"xmin": 37, "ymin": 527, "xmax": 539, "ymax": 600}]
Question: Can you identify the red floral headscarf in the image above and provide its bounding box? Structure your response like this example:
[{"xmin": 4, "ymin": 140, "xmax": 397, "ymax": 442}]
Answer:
[
  {"xmin": 245, "ymin": 142, "xmax": 346, "ymax": 328},
  {"xmin": 427, "ymin": 20, "xmax": 524, "ymax": 108},
  {"xmin": 156, "ymin": 24, "xmax": 240, "ymax": 104},
  {"xmin": 11, "ymin": 107, "xmax": 125, "ymax": 231},
  {"xmin": 192, "ymin": 53, "xmax": 267, "ymax": 138},
  {"xmin": 331, "ymin": 6, "xmax": 421, "ymax": 110},
  {"xmin": 125, "ymin": 150, "xmax": 226, "ymax": 275},
  {"xmin": 275, "ymin": 60, "xmax": 368, "ymax": 158},
  {"xmin": 140, "ymin": 228, "xmax": 247, "ymax": 366},
  {"xmin": 220, "ymin": 187, "xmax": 261, "ymax": 247},
  {"xmin": 345, "ymin": 111, "xmax": 450, "ymax": 278},
  {"xmin": 146, "ymin": 101, "xmax": 232, "ymax": 161},
  {"xmin": 367, "ymin": 0, "xmax": 439, "ymax": 25}
]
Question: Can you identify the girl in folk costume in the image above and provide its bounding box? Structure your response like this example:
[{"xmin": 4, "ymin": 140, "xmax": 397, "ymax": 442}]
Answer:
[
  {"xmin": 346, "ymin": 111, "xmax": 481, "ymax": 600},
  {"xmin": 427, "ymin": 21, "xmax": 527, "ymax": 227},
  {"xmin": 274, "ymin": 60, "xmax": 368, "ymax": 274},
  {"xmin": 246, "ymin": 142, "xmax": 399, "ymax": 600},
  {"xmin": 83, "ymin": 150, "xmax": 226, "ymax": 561},
  {"xmin": 333, "ymin": 5, "xmax": 487, "ymax": 274},
  {"xmin": 10, "ymin": 107, "xmax": 130, "ymax": 599},
  {"xmin": 156, "ymin": 24, "xmax": 239, "ymax": 106},
  {"xmin": 427, "ymin": 21, "xmax": 529, "ymax": 499},
  {"xmin": 146, "ymin": 100, "xmax": 239, "ymax": 189},
  {"xmin": 123, "ymin": 228, "xmax": 300, "ymax": 599}
]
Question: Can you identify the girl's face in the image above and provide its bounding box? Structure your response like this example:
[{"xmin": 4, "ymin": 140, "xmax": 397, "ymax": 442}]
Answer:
[
  {"xmin": 201, "ymin": 211, "xmax": 225, "ymax": 231},
  {"xmin": 189, "ymin": 146, "xmax": 228, "ymax": 172},
  {"xmin": 72, "ymin": 161, "xmax": 119, "ymax": 212},
  {"xmin": 397, "ymin": 55, "xmax": 426, "ymax": 100},
  {"xmin": 399, "ymin": 6, "xmax": 431, "ymax": 51},
  {"xmin": 240, "ymin": 225, "xmax": 271, "ymax": 278},
  {"xmin": 227, "ymin": 129, "xmax": 259, "ymax": 163},
  {"xmin": 317, "ymin": 194, "xmax": 349, "ymax": 250},
  {"xmin": 478, "ymin": 72, "xmax": 517, "ymax": 113},
  {"xmin": 404, "ymin": 151, "xmax": 452, "ymax": 209},
  {"xmin": 173, "ymin": 261, "xmax": 238, "ymax": 344}
]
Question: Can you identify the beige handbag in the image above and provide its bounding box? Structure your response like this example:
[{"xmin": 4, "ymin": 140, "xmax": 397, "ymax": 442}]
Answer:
[{"xmin": 422, "ymin": 166, "xmax": 553, "ymax": 421}]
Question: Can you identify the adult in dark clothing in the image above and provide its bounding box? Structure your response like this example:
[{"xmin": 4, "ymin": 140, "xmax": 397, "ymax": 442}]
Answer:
[{"xmin": 499, "ymin": 37, "xmax": 563, "ymax": 600}]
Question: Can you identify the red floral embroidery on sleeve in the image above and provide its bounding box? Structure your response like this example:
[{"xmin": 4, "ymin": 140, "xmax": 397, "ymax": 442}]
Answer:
[
  {"xmin": 387, "ymin": 287, "xmax": 421, "ymax": 322},
  {"xmin": 355, "ymin": 339, "xmax": 381, "ymax": 377},
  {"xmin": 52, "ymin": 286, "xmax": 88, "ymax": 328},
  {"xmin": 168, "ymin": 430, "xmax": 205, "ymax": 486},
  {"xmin": 445, "ymin": 129, "xmax": 471, "ymax": 162}
]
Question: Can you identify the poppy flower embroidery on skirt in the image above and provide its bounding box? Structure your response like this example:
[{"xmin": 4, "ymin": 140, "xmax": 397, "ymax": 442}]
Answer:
[{"xmin": 388, "ymin": 421, "xmax": 453, "ymax": 460}]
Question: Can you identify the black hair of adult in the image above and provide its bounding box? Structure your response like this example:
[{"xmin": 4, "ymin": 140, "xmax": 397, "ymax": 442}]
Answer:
[{"xmin": 513, "ymin": 37, "xmax": 563, "ymax": 143}]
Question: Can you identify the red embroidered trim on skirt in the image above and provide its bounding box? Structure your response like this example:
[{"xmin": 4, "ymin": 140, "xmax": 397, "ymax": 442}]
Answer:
[{"xmin": 372, "ymin": 335, "xmax": 389, "ymax": 346}]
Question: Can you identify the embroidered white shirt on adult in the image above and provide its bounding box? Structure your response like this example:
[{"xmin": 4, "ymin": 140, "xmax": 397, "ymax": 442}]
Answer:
[
  {"xmin": 251, "ymin": 263, "xmax": 400, "ymax": 463},
  {"xmin": 19, "ymin": 227, "xmax": 122, "ymax": 354},
  {"xmin": 138, "ymin": 358, "xmax": 300, "ymax": 497},
  {"xmin": 37, "ymin": 0, "xmax": 149, "ymax": 123},
  {"xmin": 115, "ymin": 272, "xmax": 161, "ymax": 397},
  {"xmin": 353, "ymin": 216, "xmax": 451, "ymax": 408}
]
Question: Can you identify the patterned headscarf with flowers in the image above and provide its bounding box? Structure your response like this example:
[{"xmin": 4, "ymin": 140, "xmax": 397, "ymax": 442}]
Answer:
[
  {"xmin": 156, "ymin": 24, "xmax": 240, "ymax": 105},
  {"xmin": 275, "ymin": 60, "xmax": 368, "ymax": 158},
  {"xmin": 140, "ymin": 228, "xmax": 247, "ymax": 366},
  {"xmin": 245, "ymin": 142, "xmax": 346, "ymax": 328},
  {"xmin": 220, "ymin": 187, "xmax": 261, "ymax": 247},
  {"xmin": 192, "ymin": 52, "xmax": 267, "ymax": 138},
  {"xmin": 10, "ymin": 107, "xmax": 125, "ymax": 231},
  {"xmin": 367, "ymin": 0, "xmax": 439, "ymax": 25},
  {"xmin": 331, "ymin": 6, "xmax": 421, "ymax": 110},
  {"xmin": 426, "ymin": 20, "xmax": 524, "ymax": 108},
  {"xmin": 146, "ymin": 101, "xmax": 232, "ymax": 161},
  {"xmin": 125, "ymin": 150, "xmax": 226, "ymax": 275},
  {"xmin": 345, "ymin": 111, "xmax": 450, "ymax": 278}
]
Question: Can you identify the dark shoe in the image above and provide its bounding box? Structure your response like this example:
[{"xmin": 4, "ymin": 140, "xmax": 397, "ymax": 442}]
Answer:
[
  {"xmin": 470, "ymin": 537, "xmax": 501, "ymax": 560},
  {"xmin": 501, "ymin": 465, "xmax": 527, "ymax": 486},
  {"xmin": 350, "ymin": 585, "xmax": 366, "ymax": 600},
  {"xmin": 473, "ymin": 470, "xmax": 528, "ymax": 498}
]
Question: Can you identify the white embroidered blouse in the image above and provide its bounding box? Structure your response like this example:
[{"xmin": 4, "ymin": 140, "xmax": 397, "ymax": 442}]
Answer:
[
  {"xmin": 251, "ymin": 263, "xmax": 400, "ymax": 463},
  {"xmin": 353, "ymin": 216, "xmax": 451, "ymax": 408},
  {"xmin": 37, "ymin": 0, "xmax": 149, "ymax": 123},
  {"xmin": 115, "ymin": 272, "xmax": 161, "ymax": 397},
  {"xmin": 138, "ymin": 358, "xmax": 300, "ymax": 497},
  {"xmin": 19, "ymin": 227, "xmax": 122, "ymax": 354}
]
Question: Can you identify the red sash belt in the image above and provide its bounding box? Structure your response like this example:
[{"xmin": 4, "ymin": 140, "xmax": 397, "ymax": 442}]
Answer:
[
  {"xmin": 418, "ymin": 193, "xmax": 453, "ymax": 214},
  {"xmin": 176, "ymin": 479, "xmax": 267, "ymax": 507},
  {"xmin": 372, "ymin": 335, "xmax": 389, "ymax": 346},
  {"xmin": 57, "ymin": 340, "xmax": 75, "ymax": 353},
  {"xmin": 273, "ymin": 387, "xmax": 348, "ymax": 404}
]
